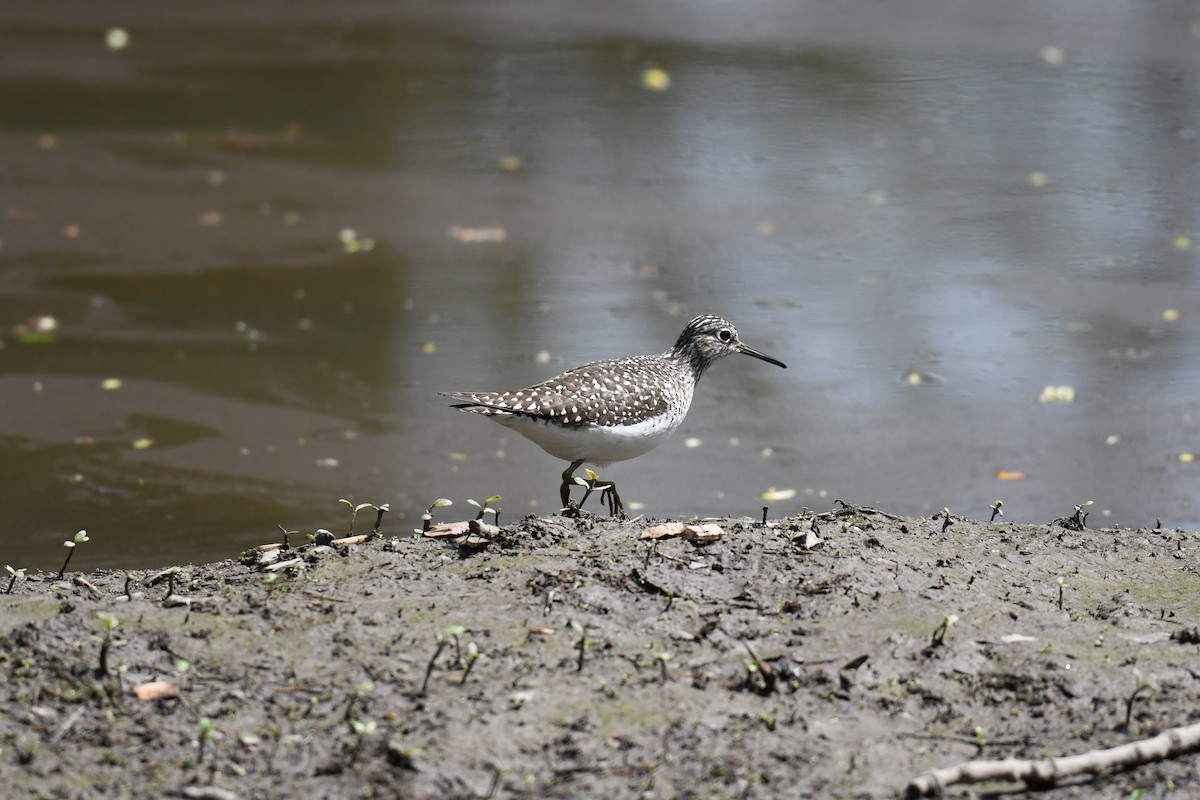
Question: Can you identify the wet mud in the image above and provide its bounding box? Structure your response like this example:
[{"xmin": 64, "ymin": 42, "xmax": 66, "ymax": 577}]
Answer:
[{"xmin": 2, "ymin": 506, "xmax": 1198, "ymax": 798}]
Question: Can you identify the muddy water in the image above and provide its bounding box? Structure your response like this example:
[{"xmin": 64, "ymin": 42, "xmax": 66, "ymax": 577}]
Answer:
[{"xmin": 2, "ymin": 2, "xmax": 1199, "ymax": 570}]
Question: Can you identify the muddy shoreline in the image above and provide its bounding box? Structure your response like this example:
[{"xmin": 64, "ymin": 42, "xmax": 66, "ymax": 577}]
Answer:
[{"xmin": 2, "ymin": 505, "xmax": 1198, "ymax": 798}]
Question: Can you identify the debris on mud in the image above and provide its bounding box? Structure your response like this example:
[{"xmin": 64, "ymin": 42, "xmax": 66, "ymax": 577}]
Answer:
[{"xmin": 2, "ymin": 508, "xmax": 1198, "ymax": 798}]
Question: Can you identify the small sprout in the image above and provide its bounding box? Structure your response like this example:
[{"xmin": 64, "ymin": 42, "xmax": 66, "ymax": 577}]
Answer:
[
  {"xmin": 339, "ymin": 499, "xmax": 374, "ymax": 534},
  {"xmin": 4, "ymin": 565, "xmax": 26, "ymax": 594},
  {"xmin": 1057, "ymin": 576, "xmax": 1066, "ymax": 611},
  {"xmin": 418, "ymin": 498, "xmax": 453, "ymax": 533},
  {"xmin": 571, "ymin": 471, "xmax": 621, "ymax": 516},
  {"xmin": 653, "ymin": 651, "xmax": 671, "ymax": 682},
  {"xmin": 467, "ymin": 494, "xmax": 502, "ymax": 521},
  {"xmin": 461, "ymin": 641, "xmax": 481, "ymax": 684},
  {"xmin": 371, "ymin": 503, "xmax": 390, "ymax": 535},
  {"xmin": 1073, "ymin": 500, "xmax": 1093, "ymax": 528},
  {"xmin": 570, "ymin": 620, "xmax": 588, "ymax": 672},
  {"xmin": 740, "ymin": 642, "xmax": 777, "ymax": 695},
  {"xmin": 762, "ymin": 506, "xmax": 769, "ymax": 525},
  {"xmin": 196, "ymin": 717, "xmax": 221, "ymax": 763},
  {"xmin": 931, "ymin": 614, "xmax": 958, "ymax": 647},
  {"xmin": 95, "ymin": 613, "xmax": 119, "ymax": 677},
  {"xmin": 1124, "ymin": 668, "xmax": 1158, "ymax": 730},
  {"xmin": 57, "ymin": 530, "xmax": 90, "ymax": 578},
  {"xmin": 420, "ymin": 630, "xmax": 450, "ymax": 695},
  {"xmin": 989, "ymin": 500, "xmax": 1004, "ymax": 522},
  {"xmin": 973, "ymin": 725, "xmax": 987, "ymax": 748},
  {"xmin": 444, "ymin": 624, "xmax": 466, "ymax": 663},
  {"xmin": 277, "ymin": 524, "xmax": 297, "ymax": 549},
  {"xmin": 940, "ymin": 508, "xmax": 954, "ymax": 533},
  {"xmin": 349, "ymin": 719, "xmax": 377, "ymax": 739}
]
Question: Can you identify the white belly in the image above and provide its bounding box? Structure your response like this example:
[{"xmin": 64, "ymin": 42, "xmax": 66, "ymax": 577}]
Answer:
[{"xmin": 492, "ymin": 412, "xmax": 682, "ymax": 466}]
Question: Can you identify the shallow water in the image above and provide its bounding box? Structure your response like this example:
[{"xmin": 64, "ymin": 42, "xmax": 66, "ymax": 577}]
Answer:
[{"xmin": 2, "ymin": 1, "xmax": 1199, "ymax": 570}]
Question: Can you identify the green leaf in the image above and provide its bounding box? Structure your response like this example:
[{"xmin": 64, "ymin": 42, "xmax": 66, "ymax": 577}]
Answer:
[
  {"xmin": 431, "ymin": 498, "xmax": 453, "ymax": 508},
  {"xmin": 485, "ymin": 495, "xmax": 502, "ymax": 504}
]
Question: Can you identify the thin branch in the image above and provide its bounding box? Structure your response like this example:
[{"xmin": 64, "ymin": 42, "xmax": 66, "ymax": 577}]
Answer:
[{"xmin": 904, "ymin": 721, "xmax": 1200, "ymax": 798}]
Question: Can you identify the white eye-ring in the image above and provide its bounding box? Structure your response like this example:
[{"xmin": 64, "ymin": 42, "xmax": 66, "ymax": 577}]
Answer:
[{"xmin": 717, "ymin": 329, "xmax": 734, "ymax": 343}]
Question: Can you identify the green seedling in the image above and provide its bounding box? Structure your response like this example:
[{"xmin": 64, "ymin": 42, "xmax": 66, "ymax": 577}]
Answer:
[
  {"xmin": 96, "ymin": 613, "xmax": 119, "ymax": 677},
  {"xmin": 1057, "ymin": 576, "xmax": 1066, "ymax": 611},
  {"xmin": 420, "ymin": 623, "xmax": 460, "ymax": 695},
  {"xmin": 653, "ymin": 651, "xmax": 671, "ymax": 683},
  {"xmin": 761, "ymin": 506, "xmax": 769, "ymax": 525},
  {"xmin": 444, "ymin": 624, "xmax": 466, "ymax": 663},
  {"xmin": 573, "ymin": 470, "xmax": 621, "ymax": 517},
  {"xmin": 741, "ymin": 642, "xmax": 777, "ymax": 695},
  {"xmin": 460, "ymin": 641, "xmax": 480, "ymax": 684},
  {"xmin": 989, "ymin": 500, "xmax": 1004, "ymax": 522},
  {"xmin": 467, "ymin": 495, "xmax": 502, "ymax": 522},
  {"xmin": 931, "ymin": 614, "xmax": 958, "ymax": 647},
  {"xmin": 348, "ymin": 719, "xmax": 377, "ymax": 756},
  {"xmin": 417, "ymin": 498, "xmax": 453, "ymax": 533},
  {"xmin": 370, "ymin": 503, "xmax": 390, "ymax": 535},
  {"xmin": 973, "ymin": 725, "xmax": 987, "ymax": 748},
  {"xmin": 940, "ymin": 508, "xmax": 955, "ymax": 533},
  {"xmin": 276, "ymin": 524, "xmax": 297, "ymax": 549},
  {"xmin": 1071, "ymin": 500, "xmax": 1093, "ymax": 528},
  {"xmin": 57, "ymin": 530, "xmax": 90, "ymax": 578},
  {"xmin": 339, "ymin": 499, "xmax": 375, "ymax": 534},
  {"xmin": 4, "ymin": 565, "xmax": 25, "ymax": 594},
  {"xmin": 1124, "ymin": 668, "xmax": 1158, "ymax": 730},
  {"xmin": 196, "ymin": 717, "xmax": 220, "ymax": 764},
  {"xmin": 571, "ymin": 620, "xmax": 588, "ymax": 672}
]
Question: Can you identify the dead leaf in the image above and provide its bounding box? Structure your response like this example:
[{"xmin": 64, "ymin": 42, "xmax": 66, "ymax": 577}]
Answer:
[
  {"xmin": 424, "ymin": 521, "xmax": 471, "ymax": 538},
  {"xmin": 641, "ymin": 522, "xmax": 686, "ymax": 539},
  {"xmin": 448, "ymin": 225, "xmax": 507, "ymax": 243},
  {"xmin": 133, "ymin": 681, "xmax": 180, "ymax": 701},
  {"xmin": 682, "ymin": 523, "xmax": 725, "ymax": 544}
]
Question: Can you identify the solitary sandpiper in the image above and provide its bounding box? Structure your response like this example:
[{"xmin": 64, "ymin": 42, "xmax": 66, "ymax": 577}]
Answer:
[{"xmin": 438, "ymin": 314, "xmax": 786, "ymax": 516}]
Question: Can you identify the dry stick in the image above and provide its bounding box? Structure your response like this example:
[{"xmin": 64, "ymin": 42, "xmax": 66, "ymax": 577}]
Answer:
[{"xmin": 903, "ymin": 720, "xmax": 1200, "ymax": 798}]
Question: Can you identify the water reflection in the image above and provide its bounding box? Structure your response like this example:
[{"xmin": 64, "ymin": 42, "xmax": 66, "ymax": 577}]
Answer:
[{"xmin": 1, "ymin": 3, "xmax": 1199, "ymax": 570}]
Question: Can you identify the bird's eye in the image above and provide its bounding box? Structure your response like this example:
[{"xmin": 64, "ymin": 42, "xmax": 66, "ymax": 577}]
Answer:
[{"xmin": 717, "ymin": 329, "xmax": 733, "ymax": 343}]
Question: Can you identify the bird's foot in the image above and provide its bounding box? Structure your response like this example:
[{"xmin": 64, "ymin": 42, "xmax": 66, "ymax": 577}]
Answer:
[
  {"xmin": 597, "ymin": 482, "xmax": 625, "ymax": 519},
  {"xmin": 572, "ymin": 469, "xmax": 623, "ymax": 519}
]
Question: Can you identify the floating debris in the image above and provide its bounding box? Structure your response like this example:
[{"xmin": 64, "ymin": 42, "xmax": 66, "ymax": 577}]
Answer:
[
  {"xmin": 448, "ymin": 225, "xmax": 507, "ymax": 243},
  {"xmin": 641, "ymin": 67, "xmax": 671, "ymax": 91},
  {"xmin": 1038, "ymin": 385, "xmax": 1075, "ymax": 404}
]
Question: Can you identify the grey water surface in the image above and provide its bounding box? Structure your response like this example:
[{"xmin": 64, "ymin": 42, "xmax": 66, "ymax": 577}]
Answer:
[{"xmin": 2, "ymin": 1, "xmax": 1199, "ymax": 570}]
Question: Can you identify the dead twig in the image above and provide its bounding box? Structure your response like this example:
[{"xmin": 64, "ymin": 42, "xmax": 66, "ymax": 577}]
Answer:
[{"xmin": 904, "ymin": 720, "xmax": 1200, "ymax": 798}]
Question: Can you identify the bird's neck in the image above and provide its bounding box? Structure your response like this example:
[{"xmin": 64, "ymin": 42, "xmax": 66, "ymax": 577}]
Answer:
[{"xmin": 665, "ymin": 344, "xmax": 710, "ymax": 384}]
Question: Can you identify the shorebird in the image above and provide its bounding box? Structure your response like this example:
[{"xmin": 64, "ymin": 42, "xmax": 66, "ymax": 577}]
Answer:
[{"xmin": 438, "ymin": 314, "xmax": 786, "ymax": 516}]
